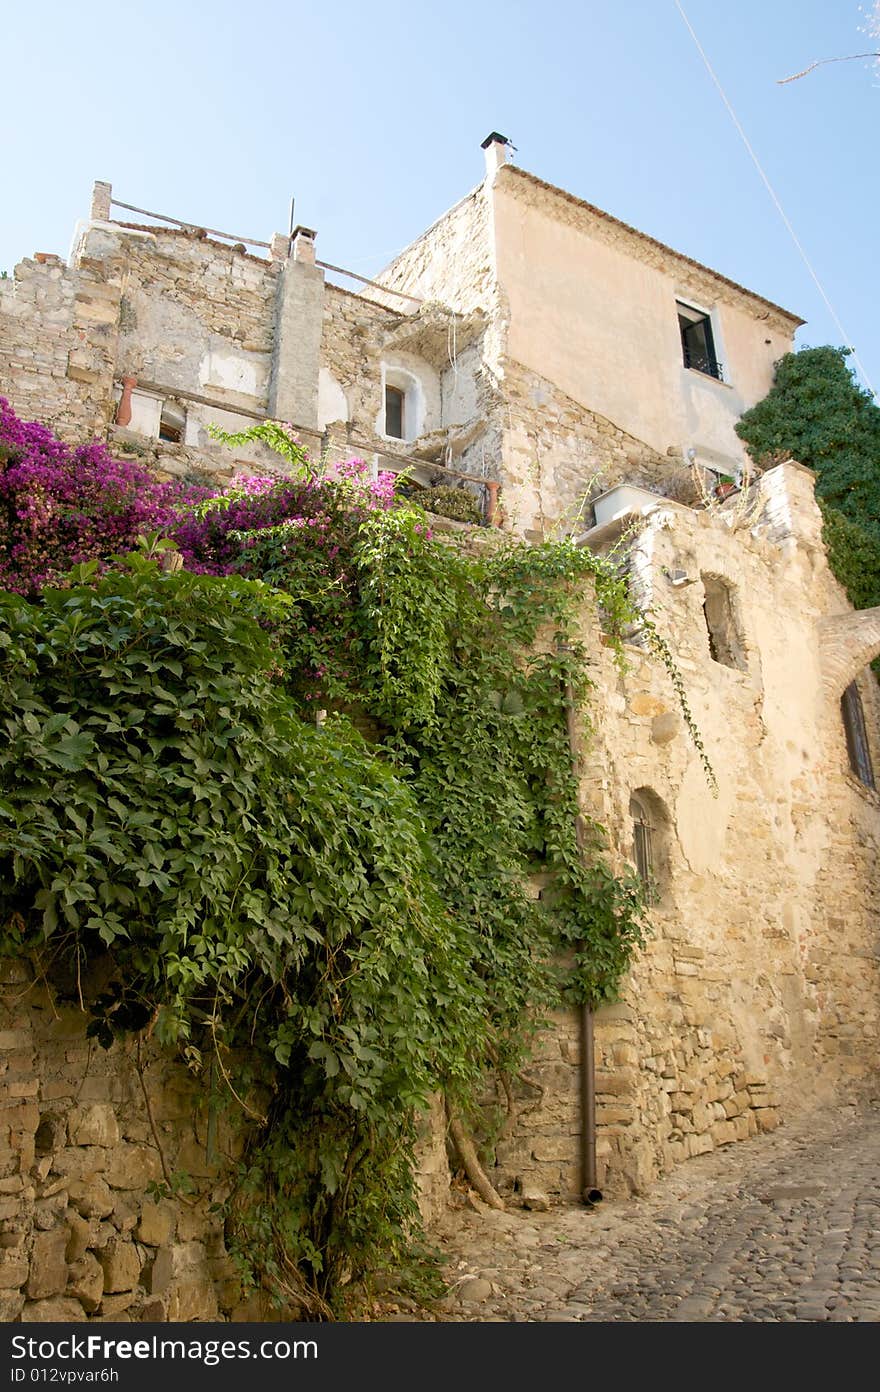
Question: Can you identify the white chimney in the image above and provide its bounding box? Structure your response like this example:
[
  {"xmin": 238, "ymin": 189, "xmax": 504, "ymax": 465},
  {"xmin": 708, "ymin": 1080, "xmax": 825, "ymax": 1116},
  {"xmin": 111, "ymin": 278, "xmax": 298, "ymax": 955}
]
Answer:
[{"xmin": 481, "ymin": 132, "xmax": 512, "ymax": 178}]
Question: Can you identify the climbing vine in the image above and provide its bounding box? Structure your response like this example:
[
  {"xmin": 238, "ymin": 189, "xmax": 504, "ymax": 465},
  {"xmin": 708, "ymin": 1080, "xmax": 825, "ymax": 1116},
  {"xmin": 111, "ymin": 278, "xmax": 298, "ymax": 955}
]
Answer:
[{"xmin": 0, "ymin": 407, "xmax": 658, "ymax": 1316}]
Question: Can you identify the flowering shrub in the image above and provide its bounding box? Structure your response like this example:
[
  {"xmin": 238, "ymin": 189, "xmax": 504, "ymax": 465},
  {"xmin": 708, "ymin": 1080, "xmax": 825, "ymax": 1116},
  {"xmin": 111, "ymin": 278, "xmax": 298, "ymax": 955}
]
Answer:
[
  {"xmin": 172, "ymin": 456, "xmax": 406, "ymax": 710},
  {"xmin": 0, "ymin": 399, "xmax": 197, "ymax": 594}
]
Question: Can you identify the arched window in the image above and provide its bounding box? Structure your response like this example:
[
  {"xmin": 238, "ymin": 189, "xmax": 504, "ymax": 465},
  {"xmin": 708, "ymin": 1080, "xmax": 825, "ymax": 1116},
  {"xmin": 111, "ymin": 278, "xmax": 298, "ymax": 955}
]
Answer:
[
  {"xmin": 630, "ymin": 792, "xmax": 654, "ymax": 889},
  {"xmin": 701, "ymin": 574, "xmax": 746, "ymax": 671},
  {"xmin": 841, "ymin": 680, "xmax": 875, "ymax": 789},
  {"xmin": 629, "ymin": 788, "xmax": 673, "ymax": 903},
  {"xmin": 380, "ymin": 364, "xmax": 426, "ymax": 443}
]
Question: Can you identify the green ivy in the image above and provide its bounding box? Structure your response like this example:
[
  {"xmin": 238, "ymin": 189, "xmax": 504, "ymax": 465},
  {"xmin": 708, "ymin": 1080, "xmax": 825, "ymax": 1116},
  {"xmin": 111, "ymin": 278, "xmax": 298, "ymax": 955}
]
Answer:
[{"xmin": 0, "ymin": 438, "xmax": 660, "ymax": 1316}]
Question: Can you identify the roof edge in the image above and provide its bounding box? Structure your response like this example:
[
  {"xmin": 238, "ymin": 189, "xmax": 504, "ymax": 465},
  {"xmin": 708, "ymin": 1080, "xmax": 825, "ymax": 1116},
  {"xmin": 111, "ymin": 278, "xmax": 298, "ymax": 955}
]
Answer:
[{"xmin": 497, "ymin": 164, "xmax": 806, "ymax": 329}]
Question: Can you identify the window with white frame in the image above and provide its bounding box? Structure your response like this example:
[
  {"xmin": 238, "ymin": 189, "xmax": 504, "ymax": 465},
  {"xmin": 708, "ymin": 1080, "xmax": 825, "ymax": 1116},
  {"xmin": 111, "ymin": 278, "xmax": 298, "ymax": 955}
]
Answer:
[{"xmin": 380, "ymin": 365, "xmax": 426, "ymax": 443}]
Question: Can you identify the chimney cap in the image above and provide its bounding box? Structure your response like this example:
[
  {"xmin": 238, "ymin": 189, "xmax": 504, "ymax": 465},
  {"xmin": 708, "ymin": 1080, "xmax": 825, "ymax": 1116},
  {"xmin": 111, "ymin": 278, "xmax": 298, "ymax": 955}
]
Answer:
[
  {"xmin": 481, "ymin": 131, "xmax": 511, "ymax": 149},
  {"xmin": 292, "ymin": 225, "xmax": 317, "ymax": 240}
]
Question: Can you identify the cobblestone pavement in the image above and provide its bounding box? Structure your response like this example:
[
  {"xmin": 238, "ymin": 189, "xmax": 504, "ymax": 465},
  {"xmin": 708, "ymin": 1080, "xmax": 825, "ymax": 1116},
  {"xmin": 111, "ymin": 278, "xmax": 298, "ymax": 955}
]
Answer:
[{"xmin": 403, "ymin": 1096, "xmax": 880, "ymax": 1322}]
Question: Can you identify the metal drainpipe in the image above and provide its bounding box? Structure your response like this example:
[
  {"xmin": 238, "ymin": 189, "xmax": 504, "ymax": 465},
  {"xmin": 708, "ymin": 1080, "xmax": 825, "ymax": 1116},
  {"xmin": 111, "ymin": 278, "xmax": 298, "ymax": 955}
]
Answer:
[{"xmin": 562, "ymin": 659, "xmax": 603, "ymax": 1205}]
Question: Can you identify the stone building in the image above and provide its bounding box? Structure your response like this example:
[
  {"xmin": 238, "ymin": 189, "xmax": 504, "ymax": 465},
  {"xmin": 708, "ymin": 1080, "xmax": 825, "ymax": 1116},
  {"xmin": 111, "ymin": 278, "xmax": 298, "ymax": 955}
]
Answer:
[{"xmin": 1, "ymin": 136, "xmax": 879, "ymax": 1320}]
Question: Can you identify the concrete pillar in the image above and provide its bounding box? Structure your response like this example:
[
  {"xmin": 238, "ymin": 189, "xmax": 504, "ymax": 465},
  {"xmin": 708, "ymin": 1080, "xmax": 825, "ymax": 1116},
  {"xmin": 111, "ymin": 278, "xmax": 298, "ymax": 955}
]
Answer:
[
  {"xmin": 268, "ymin": 229, "xmax": 324, "ymax": 430},
  {"xmin": 90, "ymin": 181, "xmax": 112, "ymax": 222}
]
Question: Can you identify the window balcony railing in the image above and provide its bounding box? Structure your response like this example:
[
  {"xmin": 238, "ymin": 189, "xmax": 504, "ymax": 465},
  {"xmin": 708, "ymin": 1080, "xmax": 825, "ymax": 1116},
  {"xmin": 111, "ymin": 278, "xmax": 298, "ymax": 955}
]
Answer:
[{"xmin": 683, "ymin": 348, "xmax": 724, "ymax": 381}]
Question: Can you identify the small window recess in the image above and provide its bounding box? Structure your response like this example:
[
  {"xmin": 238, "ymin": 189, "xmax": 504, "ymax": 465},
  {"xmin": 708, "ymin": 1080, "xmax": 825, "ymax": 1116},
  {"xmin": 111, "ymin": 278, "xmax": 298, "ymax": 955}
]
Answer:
[
  {"xmin": 841, "ymin": 680, "xmax": 875, "ymax": 789},
  {"xmin": 677, "ymin": 301, "xmax": 723, "ymax": 381},
  {"xmin": 159, "ymin": 401, "xmax": 186, "ymax": 444},
  {"xmin": 701, "ymin": 574, "xmax": 746, "ymax": 671},
  {"xmin": 629, "ymin": 787, "xmax": 669, "ymax": 904},
  {"xmin": 630, "ymin": 793, "xmax": 654, "ymax": 890},
  {"xmin": 384, "ymin": 385, "xmax": 404, "ymax": 440}
]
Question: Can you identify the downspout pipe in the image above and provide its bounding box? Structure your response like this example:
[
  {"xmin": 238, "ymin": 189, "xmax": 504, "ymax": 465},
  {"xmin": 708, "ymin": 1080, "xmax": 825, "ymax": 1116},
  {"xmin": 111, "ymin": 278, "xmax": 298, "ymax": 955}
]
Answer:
[{"xmin": 560, "ymin": 650, "xmax": 603, "ymax": 1205}]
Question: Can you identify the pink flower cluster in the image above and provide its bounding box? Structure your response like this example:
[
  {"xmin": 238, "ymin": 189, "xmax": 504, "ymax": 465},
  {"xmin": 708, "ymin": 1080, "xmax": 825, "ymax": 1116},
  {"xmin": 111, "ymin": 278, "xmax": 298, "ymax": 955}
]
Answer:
[
  {"xmin": 0, "ymin": 399, "xmax": 199, "ymax": 594},
  {"xmin": 0, "ymin": 402, "xmax": 407, "ymax": 600}
]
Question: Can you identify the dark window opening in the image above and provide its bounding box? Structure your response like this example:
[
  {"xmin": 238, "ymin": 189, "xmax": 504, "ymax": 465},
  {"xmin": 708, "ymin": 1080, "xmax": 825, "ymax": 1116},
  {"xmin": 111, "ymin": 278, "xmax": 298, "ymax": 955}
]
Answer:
[
  {"xmin": 159, "ymin": 402, "xmax": 185, "ymax": 444},
  {"xmin": 842, "ymin": 680, "xmax": 875, "ymax": 788},
  {"xmin": 384, "ymin": 385, "xmax": 404, "ymax": 439},
  {"xmin": 678, "ymin": 302, "xmax": 722, "ymax": 380},
  {"xmin": 702, "ymin": 575, "xmax": 746, "ymax": 671},
  {"xmin": 630, "ymin": 793, "xmax": 654, "ymax": 889}
]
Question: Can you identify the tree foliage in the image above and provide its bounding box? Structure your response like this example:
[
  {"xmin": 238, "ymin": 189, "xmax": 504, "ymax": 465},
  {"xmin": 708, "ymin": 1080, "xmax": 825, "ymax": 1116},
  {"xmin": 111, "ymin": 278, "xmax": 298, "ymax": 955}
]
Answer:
[{"xmin": 735, "ymin": 346, "xmax": 880, "ymax": 613}]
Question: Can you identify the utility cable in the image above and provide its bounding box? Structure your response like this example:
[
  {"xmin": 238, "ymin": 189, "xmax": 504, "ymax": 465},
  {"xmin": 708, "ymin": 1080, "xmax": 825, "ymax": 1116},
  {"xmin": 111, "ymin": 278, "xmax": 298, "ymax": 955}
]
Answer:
[{"xmin": 673, "ymin": 0, "xmax": 876, "ymax": 400}]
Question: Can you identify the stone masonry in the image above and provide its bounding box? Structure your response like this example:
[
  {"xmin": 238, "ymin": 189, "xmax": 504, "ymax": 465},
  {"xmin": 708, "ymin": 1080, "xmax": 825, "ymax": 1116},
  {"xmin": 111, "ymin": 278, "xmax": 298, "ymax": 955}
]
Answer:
[{"xmin": 1, "ymin": 143, "xmax": 879, "ymax": 1318}]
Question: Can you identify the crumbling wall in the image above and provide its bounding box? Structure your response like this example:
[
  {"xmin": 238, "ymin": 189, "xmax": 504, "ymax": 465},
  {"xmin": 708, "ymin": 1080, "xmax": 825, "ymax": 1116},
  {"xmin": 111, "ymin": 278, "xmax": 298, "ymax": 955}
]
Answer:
[
  {"xmin": 0, "ymin": 958, "xmax": 449, "ymax": 1323},
  {"xmin": 498, "ymin": 360, "xmax": 681, "ymax": 539},
  {"xmin": 479, "ymin": 465, "xmax": 880, "ymax": 1203},
  {"xmin": 375, "ymin": 185, "xmax": 495, "ymax": 316}
]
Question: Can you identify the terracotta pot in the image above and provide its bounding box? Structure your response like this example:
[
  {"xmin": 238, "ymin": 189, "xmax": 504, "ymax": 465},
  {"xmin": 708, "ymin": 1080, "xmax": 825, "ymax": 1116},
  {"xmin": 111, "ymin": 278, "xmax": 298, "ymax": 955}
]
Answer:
[{"xmin": 115, "ymin": 376, "xmax": 137, "ymax": 427}]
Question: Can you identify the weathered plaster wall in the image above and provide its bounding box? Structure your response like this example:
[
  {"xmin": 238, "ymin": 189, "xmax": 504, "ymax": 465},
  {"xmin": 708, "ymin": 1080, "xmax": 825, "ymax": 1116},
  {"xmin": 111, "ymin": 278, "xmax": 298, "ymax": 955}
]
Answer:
[
  {"xmin": 116, "ymin": 227, "xmax": 276, "ymax": 400},
  {"xmin": 491, "ymin": 166, "xmax": 799, "ymax": 475}
]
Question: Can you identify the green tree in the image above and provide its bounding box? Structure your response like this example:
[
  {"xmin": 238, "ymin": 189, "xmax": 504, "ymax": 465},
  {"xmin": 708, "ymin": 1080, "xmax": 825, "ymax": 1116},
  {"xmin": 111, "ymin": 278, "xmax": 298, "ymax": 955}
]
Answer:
[{"xmin": 736, "ymin": 345, "xmax": 880, "ymax": 616}]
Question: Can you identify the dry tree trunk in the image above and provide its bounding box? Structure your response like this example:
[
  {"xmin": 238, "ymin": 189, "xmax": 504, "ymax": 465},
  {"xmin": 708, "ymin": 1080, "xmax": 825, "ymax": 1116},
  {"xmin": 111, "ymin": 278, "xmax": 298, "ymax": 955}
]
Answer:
[{"xmin": 445, "ymin": 1102, "xmax": 505, "ymax": 1210}]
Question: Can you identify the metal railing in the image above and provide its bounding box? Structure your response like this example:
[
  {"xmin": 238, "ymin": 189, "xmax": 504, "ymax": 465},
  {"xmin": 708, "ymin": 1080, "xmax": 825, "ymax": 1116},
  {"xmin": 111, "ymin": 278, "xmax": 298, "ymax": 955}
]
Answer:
[{"xmin": 683, "ymin": 348, "xmax": 724, "ymax": 382}]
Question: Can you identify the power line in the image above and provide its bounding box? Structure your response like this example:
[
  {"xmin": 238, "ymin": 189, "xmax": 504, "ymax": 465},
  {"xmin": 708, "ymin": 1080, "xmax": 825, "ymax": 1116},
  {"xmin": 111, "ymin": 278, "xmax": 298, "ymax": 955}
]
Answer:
[{"xmin": 673, "ymin": 0, "xmax": 876, "ymax": 401}]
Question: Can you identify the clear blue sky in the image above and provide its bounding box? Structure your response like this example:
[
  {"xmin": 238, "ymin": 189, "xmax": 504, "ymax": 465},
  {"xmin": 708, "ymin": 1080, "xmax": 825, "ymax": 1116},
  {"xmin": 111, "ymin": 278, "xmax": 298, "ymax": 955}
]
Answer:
[{"xmin": 5, "ymin": 1, "xmax": 878, "ymax": 400}]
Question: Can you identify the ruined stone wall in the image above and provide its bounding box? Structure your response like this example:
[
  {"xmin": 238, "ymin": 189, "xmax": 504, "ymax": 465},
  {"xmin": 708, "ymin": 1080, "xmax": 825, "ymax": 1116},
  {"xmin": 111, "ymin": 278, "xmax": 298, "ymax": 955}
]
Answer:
[
  {"xmin": 0, "ymin": 957, "xmax": 449, "ymax": 1324},
  {"xmin": 0, "ymin": 239, "xmax": 122, "ymax": 444},
  {"xmin": 115, "ymin": 227, "xmax": 276, "ymax": 408},
  {"xmin": 482, "ymin": 465, "xmax": 880, "ymax": 1203},
  {"xmin": 498, "ymin": 360, "xmax": 682, "ymax": 540},
  {"xmin": 375, "ymin": 185, "xmax": 495, "ymax": 317},
  {"xmin": 319, "ymin": 285, "xmax": 402, "ymax": 443}
]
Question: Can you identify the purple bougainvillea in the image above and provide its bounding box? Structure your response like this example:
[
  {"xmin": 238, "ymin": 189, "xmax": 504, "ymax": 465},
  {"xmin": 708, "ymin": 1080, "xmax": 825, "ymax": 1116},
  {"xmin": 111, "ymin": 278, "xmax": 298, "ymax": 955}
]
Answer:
[
  {"xmin": 0, "ymin": 399, "xmax": 197, "ymax": 594},
  {"xmin": 0, "ymin": 401, "xmax": 406, "ymax": 613}
]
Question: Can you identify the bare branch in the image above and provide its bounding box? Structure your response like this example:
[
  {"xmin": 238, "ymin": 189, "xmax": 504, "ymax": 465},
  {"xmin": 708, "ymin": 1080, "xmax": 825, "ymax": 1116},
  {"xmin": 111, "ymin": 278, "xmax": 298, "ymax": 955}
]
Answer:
[{"xmin": 778, "ymin": 52, "xmax": 879, "ymax": 84}]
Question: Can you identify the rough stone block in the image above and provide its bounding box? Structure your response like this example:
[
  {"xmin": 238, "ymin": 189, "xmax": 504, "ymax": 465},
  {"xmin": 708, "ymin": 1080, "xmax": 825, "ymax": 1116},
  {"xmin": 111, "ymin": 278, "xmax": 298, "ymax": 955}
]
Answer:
[
  {"xmin": 67, "ymin": 1177, "xmax": 114, "ymax": 1219},
  {"xmin": 68, "ymin": 1104, "xmax": 120, "ymax": 1148},
  {"xmin": 20, "ymin": 1296, "xmax": 86, "ymax": 1321},
  {"xmin": 100, "ymin": 1291, "xmax": 136, "ymax": 1316},
  {"xmin": 167, "ymin": 1279, "xmax": 219, "ymax": 1322},
  {"xmin": 754, "ymin": 1107, "xmax": 779, "ymax": 1133},
  {"xmin": 136, "ymin": 1200, "xmax": 175, "ymax": 1247},
  {"xmin": 0, "ymin": 1254, "xmax": 28, "ymax": 1288},
  {"xmin": 105, "ymin": 1143, "xmax": 163, "ymax": 1190},
  {"xmin": 50, "ymin": 1146, "xmax": 108, "ymax": 1179},
  {"xmin": 26, "ymin": 1228, "xmax": 68, "ymax": 1299},
  {"xmin": 67, "ymin": 1252, "xmax": 104, "ymax": 1313},
  {"xmin": 64, "ymin": 1209, "xmax": 90, "ymax": 1263},
  {"xmin": 98, "ymin": 1238, "xmax": 141, "ymax": 1293},
  {"xmin": 146, "ymin": 1246, "xmax": 172, "ymax": 1295}
]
